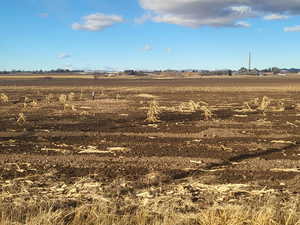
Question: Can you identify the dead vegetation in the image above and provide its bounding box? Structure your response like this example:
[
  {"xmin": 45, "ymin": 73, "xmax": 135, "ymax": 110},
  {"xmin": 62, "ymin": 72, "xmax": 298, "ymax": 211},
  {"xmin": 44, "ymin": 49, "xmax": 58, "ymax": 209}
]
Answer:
[
  {"xmin": 59, "ymin": 94, "xmax": 67, "ymax": 105},
  {"xmin": 178, "ymin": 100, "xmax": 213, "ymax": 120},
  {"xmin": 258, "ymin": 96, "xmax": 272, "ymax": 111},
  {"xmin": 179, "ymin": 100, "xmax": 209, "ymax": 113},
  {"xmin": 45, "ymin": 93, "xmax": 54, "ymax": 103},
  {"xmin": 0, "ymin": 93, "xmax": 8, "ymax": 103},
  {"xmin": 57, "ymin": 93, "xmax": 77, "ymax": 111},
  {"xmin": 199, "ymin": 105, "xmax": 213, "ymax": 120},
  {"xmin": 16, "ymin": 112, "xmax": 26, "ymax": 124},
  {"xmin": 239, "ymin": 96, "xmax": 285, "ymax": 113},
  {"xmin": 1, "ymin": 192, "xmax": 300, "ymax": 225},
  {"xmin": 145, "ymin": 100, "xmax": 161, "ymax": 123},
  {"xmin": 68, "ymin": 92, "xmax": 75, "ymax": 101}
]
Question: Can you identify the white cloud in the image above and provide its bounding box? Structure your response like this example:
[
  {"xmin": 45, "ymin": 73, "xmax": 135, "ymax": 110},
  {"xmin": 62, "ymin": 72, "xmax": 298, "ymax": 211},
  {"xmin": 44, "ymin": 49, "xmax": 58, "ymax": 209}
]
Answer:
[
  {"xmin": 284, "ymin": 25, "xmax": 300, "ymax": 32},
  {"xmin": 143, "ymin": 44, "xmax": 152, "ymax": 51},
  {"xmin": 57, "ymin": 53, "xmax": 71, "ymax": 59},
  {"xmin": 138, "ymin": 0, "xmax": 300, "ymax": 28},
  {"xmin": 263, "ymin": 14, "xmax": 289, "ymax": 20},
  {"xmin": 72, "ymin": 13, "xmax": 124, "ymax": 31}
]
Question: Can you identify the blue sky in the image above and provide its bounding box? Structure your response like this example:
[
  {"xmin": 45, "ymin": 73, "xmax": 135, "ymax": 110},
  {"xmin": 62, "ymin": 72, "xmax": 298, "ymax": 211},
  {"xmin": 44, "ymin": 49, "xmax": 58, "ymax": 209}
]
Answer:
[{"xmin": 1, "ymin": 0, "xmax": 300, "ymax": 71}]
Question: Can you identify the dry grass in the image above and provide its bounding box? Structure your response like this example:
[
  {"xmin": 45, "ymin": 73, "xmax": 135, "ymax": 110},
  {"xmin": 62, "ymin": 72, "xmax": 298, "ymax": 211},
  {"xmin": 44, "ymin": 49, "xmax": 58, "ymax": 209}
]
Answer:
[{"xmin": 1, "ymin": 199, "xmax": 300, "ymax": 225}]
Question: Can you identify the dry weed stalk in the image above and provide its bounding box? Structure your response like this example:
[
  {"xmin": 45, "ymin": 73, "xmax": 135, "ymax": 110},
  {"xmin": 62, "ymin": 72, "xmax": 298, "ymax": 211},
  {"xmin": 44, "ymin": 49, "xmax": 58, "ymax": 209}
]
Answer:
[
  {"xmin": 145, "ymin": 100, "xmax": 161, "ymax": 123},
  {"xmin": 0, "ymin": 93, "xmax": 8, "ymax": 103}
]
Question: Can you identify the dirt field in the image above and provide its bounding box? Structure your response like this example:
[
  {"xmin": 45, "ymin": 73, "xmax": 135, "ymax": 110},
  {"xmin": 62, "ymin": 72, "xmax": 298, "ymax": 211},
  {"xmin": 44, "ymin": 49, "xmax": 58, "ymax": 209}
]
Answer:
[{"xmin": 1, "ymin": 75, "xmax": 300, "ymax": 224}]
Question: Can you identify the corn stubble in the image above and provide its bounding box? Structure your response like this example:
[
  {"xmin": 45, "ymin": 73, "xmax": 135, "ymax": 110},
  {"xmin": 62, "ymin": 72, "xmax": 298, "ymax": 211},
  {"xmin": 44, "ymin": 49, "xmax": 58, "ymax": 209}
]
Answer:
[
  {"xmin": 16, "ymin": 113, "xmax": 26, "ymax": 124},
  {"xmin": 199, "ymin": 105, "xmax": 213, "ymax": 120},
  {"xmin": 145, "ymin": 100, "xmax": 161, "ymax": 123},
  {"xmin": 241, "ymin": 96, "xmax": 285, "ymax": 113},
  {"xmin": 0, "ymin": 93, "xmax": 8, "ymax": 103},
  {"xmin": 179, "ymin": 100, "xmax": 213, "ymax": 120},
  {"xmin": 58, "ymin": 94, "xmax": 76, "ymax": 111},
  {"xmin": 45, "ymin": 93, "xmax": 54, "ymax": 103}
]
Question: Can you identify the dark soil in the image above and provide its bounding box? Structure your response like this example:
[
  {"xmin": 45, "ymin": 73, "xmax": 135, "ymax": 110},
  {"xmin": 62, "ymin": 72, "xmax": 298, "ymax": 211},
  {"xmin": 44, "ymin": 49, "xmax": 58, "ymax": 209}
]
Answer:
[{"xmin": 1, "ymin": 76, "xmax": 300, "ymax": 195}]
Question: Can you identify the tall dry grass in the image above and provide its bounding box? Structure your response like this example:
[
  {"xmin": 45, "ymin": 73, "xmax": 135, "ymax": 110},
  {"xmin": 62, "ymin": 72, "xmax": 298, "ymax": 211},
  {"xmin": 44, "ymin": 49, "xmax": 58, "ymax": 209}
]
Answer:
[{"xmin": 1, "ymin": 199, "xmax": 300, "ymax": 225}]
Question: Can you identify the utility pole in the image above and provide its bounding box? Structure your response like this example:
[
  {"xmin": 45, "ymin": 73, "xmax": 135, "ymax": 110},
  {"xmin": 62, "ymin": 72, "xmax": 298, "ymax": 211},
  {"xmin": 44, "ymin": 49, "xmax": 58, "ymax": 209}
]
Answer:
[{"xmin": 248, "ymin": 52, "xmax": 251, "ymax": 72}]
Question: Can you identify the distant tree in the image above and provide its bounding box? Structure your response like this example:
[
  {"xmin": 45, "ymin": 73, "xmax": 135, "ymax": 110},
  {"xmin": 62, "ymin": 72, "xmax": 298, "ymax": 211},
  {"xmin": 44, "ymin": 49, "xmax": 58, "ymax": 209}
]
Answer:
[
  {"xmin": 124, "ymin": 70, "xmax": 136, "ymax": 75},
  {"xmin": 271, "ymin": 67, "xmax": 280, "ymax": 74},
  {"xmin": 239, "ymin": 67, "xmax": 248, "ymax": 73}
]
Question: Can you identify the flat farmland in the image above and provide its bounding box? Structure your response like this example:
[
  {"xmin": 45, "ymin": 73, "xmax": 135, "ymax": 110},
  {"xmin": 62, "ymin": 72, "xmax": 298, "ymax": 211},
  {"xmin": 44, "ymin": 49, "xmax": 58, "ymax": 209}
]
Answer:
[{"xmin": 2, "ymin": 76, "xmax": 300, "ymax": 224}]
